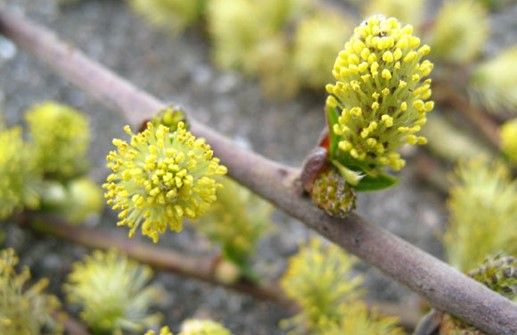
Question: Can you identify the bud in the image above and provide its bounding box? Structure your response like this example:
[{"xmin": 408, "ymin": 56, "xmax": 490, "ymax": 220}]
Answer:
[{"xmin": 310, "ymin": 166, "xmax": 356, "ymax": 218}]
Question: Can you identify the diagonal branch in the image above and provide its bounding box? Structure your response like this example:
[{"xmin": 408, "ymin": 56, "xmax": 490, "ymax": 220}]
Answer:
[{"xmin": 1, "ymin": 9, "xmax": 517, "ymax": 335}]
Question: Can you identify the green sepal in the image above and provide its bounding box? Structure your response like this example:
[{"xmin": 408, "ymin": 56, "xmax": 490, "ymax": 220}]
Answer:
[
  {"xmin": 355, "ymin": 173, "xmax": 399, "ymax": 192},
  {"xmin": 330, "ymin": 159, "xmax": 398, "ymax": 191},
  {"xmin": 331, "ymin": 159, "xmax": 363, "ymax": 186},
  {"xmin": 326, "ymin": 105, "xmax": 340, "ymax": 158}
]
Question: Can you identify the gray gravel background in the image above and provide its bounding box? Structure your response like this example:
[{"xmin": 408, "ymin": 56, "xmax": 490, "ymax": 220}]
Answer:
[{"xmin": 1, "ymin": 0, "xmax": 515, "ymax": 334}]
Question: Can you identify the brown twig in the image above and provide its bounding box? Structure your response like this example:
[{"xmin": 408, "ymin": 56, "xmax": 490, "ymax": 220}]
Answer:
[
  {"xmin": 26, "ymin": 216, "xmax": 286, "ymax": 303},
  {"xmin": 2, "ymin": 9, "xmax": 517, "ymax": 334}
]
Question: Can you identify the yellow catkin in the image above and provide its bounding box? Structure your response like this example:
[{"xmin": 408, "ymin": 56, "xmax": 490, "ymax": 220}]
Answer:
[
  {"xmin": 64, "ymin": 250, "xmax": 162, "ymax": 334},
  {"xmin": 103, "ymin": 122, "xmax": 227, "ymax": 242},
  {"xmin": 326, "ymin": 15, "xmax": 433, "ymax": 172}
]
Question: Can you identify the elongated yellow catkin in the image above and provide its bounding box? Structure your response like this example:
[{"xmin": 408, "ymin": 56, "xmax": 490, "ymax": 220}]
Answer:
[{"xmin": 326, "ymin": 15, "xmax": 433, "ymax": 173}]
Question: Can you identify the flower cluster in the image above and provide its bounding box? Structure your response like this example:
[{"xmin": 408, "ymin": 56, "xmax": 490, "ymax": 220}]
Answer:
[
  {"xmin": 0, "ymin": 127, "xmax": 41, "ymax": 219},
  {"xmin": 280, "ymin": 238, "xmax": 404, "ymax": 334},
  {"xmin": 0, "ymin": 101, "xmax": 103, "ymax": 224},
  {"xmin": 326, "ymin": 15, "xmax": 433, "ymax": 173},
  {"xmin": 444, "ymin": 158, "xmax": 517, "ymax": 271},
  {"xmin": 25, "ymin": 101, "xmax": 90, "ymax": 180},
  {"xmin": 103, "ymin": 122, "xmax": 227, "ymax": 242},
  {"xmin": 64, "ymin": 249, "xmax": 162, "ymax": 334},
  {"xmin": 280, "ymin": 238, "xmax": 364, "ymax": 333},
  {"xmin": 0, "ymin": 248, "xmax": 63, "ymax": 335}
]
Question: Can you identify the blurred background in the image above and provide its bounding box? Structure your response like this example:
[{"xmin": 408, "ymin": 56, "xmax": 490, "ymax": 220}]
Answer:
[{"xmin": 1, "ymin": 0, "xmax": 517, "ymax": 334}]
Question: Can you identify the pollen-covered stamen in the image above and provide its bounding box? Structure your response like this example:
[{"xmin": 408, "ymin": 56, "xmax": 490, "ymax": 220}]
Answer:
[
  {"xmin": 103, "ymin": 122, "xmax": 227, "ymax": 243},
  {"xmin": 325, "ymin": 15, "xmax": 434, "ymax": 173}
]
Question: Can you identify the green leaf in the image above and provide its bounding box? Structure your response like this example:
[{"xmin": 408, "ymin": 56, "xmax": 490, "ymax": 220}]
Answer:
[
  {"xmin": 355, "ymin": 173, "xmax": 399, "ymax": 192},
  {"xmin": 326, "ymin": 105, "xmax": 340, "ymax": 158}
]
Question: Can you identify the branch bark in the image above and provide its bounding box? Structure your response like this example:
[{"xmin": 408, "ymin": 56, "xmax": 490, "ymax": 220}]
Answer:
[{"xmin": 2, "ymin": 9, "xmax": 517, "ymax": 334}]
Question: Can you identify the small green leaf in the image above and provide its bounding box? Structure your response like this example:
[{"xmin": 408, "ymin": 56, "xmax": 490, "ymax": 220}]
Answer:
[
  {"xmin": 331, "ymin": 159, "xmax": 364, "ymax": 186},
  {"xmin": 355, "ymin": 173, "xmax": 399, "ymax": 192}
]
